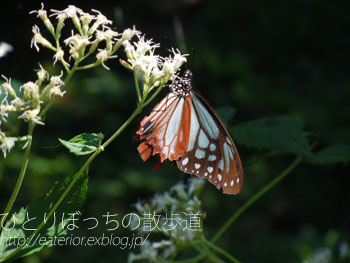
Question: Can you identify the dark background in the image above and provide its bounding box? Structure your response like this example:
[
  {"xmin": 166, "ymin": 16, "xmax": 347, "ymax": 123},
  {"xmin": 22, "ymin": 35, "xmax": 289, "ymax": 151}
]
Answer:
[{"xmin": 0, "ymin": 0, "xmax": 349, "ymax": 262}]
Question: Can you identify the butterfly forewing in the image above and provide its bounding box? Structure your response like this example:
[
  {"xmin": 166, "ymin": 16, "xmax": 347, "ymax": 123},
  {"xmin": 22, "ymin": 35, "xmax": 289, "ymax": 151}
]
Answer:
[
  {"xmin": 176, "ymin": 91, "xmax": 243, "ymax": 194},
  {"xmin": 136, "ymin": 93, "xmax": 191, "ymax": 163}
]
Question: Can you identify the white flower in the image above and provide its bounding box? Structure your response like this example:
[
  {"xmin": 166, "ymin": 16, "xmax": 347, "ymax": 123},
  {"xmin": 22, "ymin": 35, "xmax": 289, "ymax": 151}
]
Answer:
[
  {"xmin": 0, "ymin": 137, "xmax": 16, "ymax": 158},
  {"xmin": 122, "ymin": 36, "xmax": 163, "ymax": 86},
  {"xmin": 36, "ymin": 64, "xmax": 49, "ymax": 83},
  {"xmin": 53, "ymin": 49, "xmax": 65, "ymax": 65},
  {"xmin": 20, "ymin": 81, "xmax": 39, "ymax": 100},
  {"xmin": 162, "ymin": 49, "xmax": 187, "ymax": 78},
  {"xmin": 121, "ymin": 26, "xmax": 141, "ymax": 42},
  {"xmin": 95, "ymin": 29, "xmax": 120, "ymax": 42},
  {"xmin": 29, "ymin": 3, "xmax": 47, "ymax": 20},
  {"xmin": 31, "ymin": 25, "xmax": 54, "ymax": 52},
  {"xmin": 0, "ymin": 42, "xmax": 13, "ymax": 58},
  {"xmin": 1, "ymin": 75, "xmax": 16, "ymax": 98},
  {"xmin": 80, "ymin": 12, "xmax": 95, "ymax": 26},
  {"xmin": 91, "ymin": 9, "xmax": 112, "ymax": 26},
  {"xmin": 51, "ymin": 5, "xmax": 84, "ymax": 19},
  {"xmin": 18, "ymin": 109, "xmax": 44, "ymax": 125},
  {"xmin": 64, "ymin": 32, "xmax": 90, "ymax": 60},
  {"xmin": 171, "ymin": 181, "xmax": 188, "ymax": 200},
  {"xmin": 49, "ymin": 85, "xmax": 66, "ymax": 98},
  {"xmin": 188, "ymin": 178, "xmax": 205, "ymax": 195},
  {"xmin": 50, "ymin": 72, "xmax": 64, "ymax": 86},
  {"xmin": 10, "ymin": 97, "xmax": 24, "ymax": 108},
  {"xmin": 96, "ymin": 49, "xmax": 117, "ymax": 70}
]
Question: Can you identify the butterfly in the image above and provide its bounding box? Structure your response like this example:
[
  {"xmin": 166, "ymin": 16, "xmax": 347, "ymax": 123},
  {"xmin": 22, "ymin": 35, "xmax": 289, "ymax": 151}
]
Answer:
[{"xmin": 136, "ymin": 70, "xmax": 243, "ymax": 194}]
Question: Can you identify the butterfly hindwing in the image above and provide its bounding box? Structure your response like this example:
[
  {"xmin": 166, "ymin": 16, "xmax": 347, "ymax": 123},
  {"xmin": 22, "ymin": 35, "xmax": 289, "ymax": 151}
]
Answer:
[
  {"xmin": 137, "ymin": 70, "xmax": 243, "ymax": 194},
  {"xmin": 176, "ymin": 91, "xmax": 243, "ymax": 194}
]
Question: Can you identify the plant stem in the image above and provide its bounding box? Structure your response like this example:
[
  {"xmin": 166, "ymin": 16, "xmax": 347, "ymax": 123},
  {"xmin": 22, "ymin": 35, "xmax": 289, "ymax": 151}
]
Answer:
[
  {"xmin": 0, "ymin": 104, "xmax": 143, "ymax": 262},
  {"xmin": 203, "ymin": 238, "xmax": 240, "ymax": 263},
  {"xmin": 0, "ymin": 122, "xmax": 34, "ymax": 233},
  {"xmin": 134, "ymin": 70, "xmax": 141, "ymax": 102},
  {"xmin": 40, "ymin": 64, "xmax": 77, "ymax": 119},
  {"xmin": 143, "ymin": 80, "xmax": 169, "ymax": 108},
  {"xmin": 211, "ymin": 156, "xmax": 303, "ymax": 244}
]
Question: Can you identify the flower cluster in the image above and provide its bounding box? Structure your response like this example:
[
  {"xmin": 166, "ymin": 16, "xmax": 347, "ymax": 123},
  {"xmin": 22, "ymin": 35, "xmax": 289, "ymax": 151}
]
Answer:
[
  {"xmin": 0, "ymin": 66, "xmax": 65, "ymax": 157},
  {"xmin": 1, "ymin": 4, "xmax": 187, "ymax": 159},
  {"xmin": 121, "ymin": 39, "xmax": 187, "ymax": 94},
  {"xmin": 128, "ymin": 178, "xmax": 205, "ymax": 263}
]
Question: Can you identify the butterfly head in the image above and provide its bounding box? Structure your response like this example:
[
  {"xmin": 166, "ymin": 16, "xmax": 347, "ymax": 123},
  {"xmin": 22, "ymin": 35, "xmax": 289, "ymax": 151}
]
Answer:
[{"xmin": 170, "ymin": 70, "xmax": 193, "ymax": 97}]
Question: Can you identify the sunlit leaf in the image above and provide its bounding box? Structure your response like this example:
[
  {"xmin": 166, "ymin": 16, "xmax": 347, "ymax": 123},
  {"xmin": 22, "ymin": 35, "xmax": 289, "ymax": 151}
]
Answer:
[{"xmin": 59, "ymin": 133, "xmax": 104, "ymax": 156}]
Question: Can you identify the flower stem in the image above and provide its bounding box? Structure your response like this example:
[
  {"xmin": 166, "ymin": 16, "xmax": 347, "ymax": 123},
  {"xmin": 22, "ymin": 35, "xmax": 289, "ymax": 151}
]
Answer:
[
  {"xmin": 0, "ymin": 122, "xmax": 34, "ymax": 233},
  {"xmin": 211, "ymin": 156, "xmax": 303, "ymax": 244},
  {"xmin": 203, "ymin": 238, "xmax": 240, "ymax": 263},
  {"xmin": 134, "ymin": 70, "xmax": 141, "ymax": 102},
  {"xmin": 39, "ymin": 63, "xmax": 77, "ymax": 119},
  {"xmin": 0, "ymin": 103, "xmax": 143, "ymax": 262}
]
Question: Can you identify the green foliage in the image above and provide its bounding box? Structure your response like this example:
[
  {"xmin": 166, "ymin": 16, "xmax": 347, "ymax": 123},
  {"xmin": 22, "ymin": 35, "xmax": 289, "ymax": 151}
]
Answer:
[
  {"xmin": 216, "ymin": 106, "xmax": 236, "ymax": 126},
  {"xmin": 0, "ymin": 169, "xmax": 88, "ymax": 260},
  {"xmin": 314, "ymin": 143, "xmax": 350, "ymax": 165},
  {"xmin": 232, "ymin": 116, "xmax": 315, "ymax": 159},
  {"xmin": 58, "ymin": 133, "xmax": 104, "ymax": 156}
]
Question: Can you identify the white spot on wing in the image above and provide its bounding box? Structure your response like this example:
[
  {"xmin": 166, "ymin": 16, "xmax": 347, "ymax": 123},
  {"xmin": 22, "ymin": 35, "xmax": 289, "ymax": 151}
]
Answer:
[
  {"xmin": 198, "ymin": 129, "xmax": 209, "ymax": 148},
  {"xmin": 195, "ymin": 149, "xmax": 206, "ymax": 159},
  {"xmin": 218, "ymin": 159, "xmax": 224, "ymax": 171},
  {"xmin": 226, "ymin": 136, "xmax": 233, "ymax": 145},
  {"xmin": 182, "ymin": 157, "xmax": 189, "ymax": 166},
  {"xmin": 218, "ymin": 174, "xmax": 222, "ymax": 181},
  {"xmin": 207, "ymin": 166, "xmax": 213, "ymax": 173},
  {"xmin": 208, "ymin": 155, "xmax": 217, "ymax": 161},
  {"xmin": 236, "ymin": 177, "xmax": 240, "ymax": 184},
  {"xmin": 204, "ymin": 172, "xmax": 208, "ymax": 176},
  {"xmin": 195, "ymin": 163, "xmax": 201, "ymax": 169},
  {"xmin": 223, "ymin": 142, "xmax": 230, "ymax": 173},
  {"xmin": 230, "ymin": 180, "xmax": 234, "ymax": 186},
  {"xmin": 228, "ymin": 146, "xmax": 234, "ymax": 160},
  {"xmin": 224, "ymin": 182, "xmax": 227, "ymax": 187},
  {"xmin": 209, "ymin": 143, "xmax": 216, "ymax": 151}
]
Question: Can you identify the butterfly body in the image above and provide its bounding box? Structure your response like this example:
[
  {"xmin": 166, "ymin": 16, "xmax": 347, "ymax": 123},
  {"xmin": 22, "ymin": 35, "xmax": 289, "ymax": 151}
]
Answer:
[{"xmin": 137, "ymin": 70, "xmax": 243, "ymax": 194}]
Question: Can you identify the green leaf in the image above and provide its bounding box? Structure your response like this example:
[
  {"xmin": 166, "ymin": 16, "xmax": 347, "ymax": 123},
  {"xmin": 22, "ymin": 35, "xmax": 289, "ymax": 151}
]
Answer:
[
  {"xmin": 59, "ymin": 133, "xmax": 104, "ymax": 156},
  {"xmin": 216, "ymin": 106, "xmax": 236, "ymax": 126},
  {"xmin": 0, "ymin": 169, "xmax": 89, "ymax": 260},
  {"xmin": 314, "ymin": 143, "xmax": 350, "ymax": 164},
  {"xmin": 231, "ymin": 116, "xmax": 315, "ymax": 159}
]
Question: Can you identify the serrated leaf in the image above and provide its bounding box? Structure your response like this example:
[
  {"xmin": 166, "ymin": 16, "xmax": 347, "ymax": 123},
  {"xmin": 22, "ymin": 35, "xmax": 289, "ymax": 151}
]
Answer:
[
  {"xmin": 231, "ymin": 116, "xmax": 315, "ymax": 159},
  {"xmin": 314, "ymin": 143, "xmax": 350, "ymax": 164},
  {"xmin": 0, "ymin": 169, "xmax": 89, "ymax": 260},
  {"xmin": 216, "ymin": 106, "xmax": 236, "ymax": 126},
  {"xmin": 59, "ymin": 133, "xmax": 104, "ymax": 156}
]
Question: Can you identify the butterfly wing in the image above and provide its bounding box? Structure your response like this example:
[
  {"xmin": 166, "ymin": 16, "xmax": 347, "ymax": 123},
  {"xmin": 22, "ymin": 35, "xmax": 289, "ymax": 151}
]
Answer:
[
  {"xmin": 136, "ymin": 93, "xmax": 191, "ymax": 163},
  {"xmin": 176, "ymin": 90, "xmax": 243, "ymax": 194}
]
